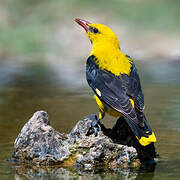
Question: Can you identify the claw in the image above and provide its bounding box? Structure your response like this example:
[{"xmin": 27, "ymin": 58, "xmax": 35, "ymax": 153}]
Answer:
[
  {"xmin": 91, "ymin": 118, "xmax": 99, "ymax": 127},
  {"xmin": 93, "ymin": 127, "xmax": 99, "ymax": 136},
  {"xmin": 91, "ymin": 117, "xmax": 100, "ymax": 136},
  {"xmin": 87, "ymin": 116, "xmax": 100, "ymax": 136}
]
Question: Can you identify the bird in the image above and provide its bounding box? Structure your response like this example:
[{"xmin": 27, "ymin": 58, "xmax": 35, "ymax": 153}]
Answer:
[{"xmin": 75, "ymin": 18, "xmax": 156, "ymax": 147}]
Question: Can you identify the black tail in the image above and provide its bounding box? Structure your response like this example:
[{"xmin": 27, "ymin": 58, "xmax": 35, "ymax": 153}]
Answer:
[
  {"xmin": 100, "ymin": 116, "xmax": 157, "ymax": 164},
  {"xmin": 124, "ymin": 114, "xmax": 156, "ymax": 146}
]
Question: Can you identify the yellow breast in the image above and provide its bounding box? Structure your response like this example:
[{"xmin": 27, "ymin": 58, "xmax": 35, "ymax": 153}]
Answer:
[{"xmin": 90, "ymin": 48, "xmax": 132, "ymax": 76}]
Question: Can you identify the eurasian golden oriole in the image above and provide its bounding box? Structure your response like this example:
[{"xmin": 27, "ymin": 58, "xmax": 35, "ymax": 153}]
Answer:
[{"xmin": 75, "ymin": 18, "xmax": 156, "ymax": 147}]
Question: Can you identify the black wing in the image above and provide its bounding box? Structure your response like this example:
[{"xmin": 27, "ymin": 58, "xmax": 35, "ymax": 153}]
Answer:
[
  {"xmin": 86, "ymin": 55, "xmax": 139, "ymax": 124},
  {"xmin": 86, "ymin": 55, "xmax": 155, "ymax": 144},
  {"xmin": 121, "ymin": 55, "xmax": 145, "ymax": 112},
  {"xmin": 121, "ymin": 55, "xmax": 145, "ymax": 125}
]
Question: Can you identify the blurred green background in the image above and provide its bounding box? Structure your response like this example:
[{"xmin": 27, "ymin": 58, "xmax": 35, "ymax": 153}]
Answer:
[
  {"xmin": 0, "ymin": 0, "xmax": 180, "ymax": 179},
  {"xmin": 0, "ymin": 0, "xmax": 180, "ymax": 91},
  {"xmin": 1, "ymin": 0, "xmax": 180, "ymax": 59}
]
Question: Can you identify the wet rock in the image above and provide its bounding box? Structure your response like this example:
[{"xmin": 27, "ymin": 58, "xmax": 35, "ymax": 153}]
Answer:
[
  {"xmin": 70, "ymin": 115, "xmax": 139, "ymax": 171},
  {"xmin": 12, "ymin": 111, "xmax": 70, "ymax": 165},
  {"xmin": 11, "ymin": 111, "xmax": 151, "ymax": 171}
]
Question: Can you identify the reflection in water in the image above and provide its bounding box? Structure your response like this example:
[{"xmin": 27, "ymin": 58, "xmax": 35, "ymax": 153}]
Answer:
[
  {"xmin": 13, "ymin": 163, "xmax": 156, "ymax": 180},
  {"xmin": 1, "ymin": 59, "xmax": 180, "ymax": 179}
]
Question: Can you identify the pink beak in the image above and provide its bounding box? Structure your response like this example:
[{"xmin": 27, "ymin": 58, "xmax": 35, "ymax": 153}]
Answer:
[{"xmin": 75, "ymin": 18, "xmax": 91, "ymax": 32}]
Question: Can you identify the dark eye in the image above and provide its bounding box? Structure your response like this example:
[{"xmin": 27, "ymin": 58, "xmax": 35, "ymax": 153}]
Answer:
[{"xmin": 93, "ymin": 28, "xmax": 99, "ymax": 33}]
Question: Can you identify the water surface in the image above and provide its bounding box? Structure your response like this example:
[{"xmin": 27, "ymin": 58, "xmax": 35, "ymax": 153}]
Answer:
[{"xmin": 0, "ymin": 59, "xmax": 180, "ymax": 179}]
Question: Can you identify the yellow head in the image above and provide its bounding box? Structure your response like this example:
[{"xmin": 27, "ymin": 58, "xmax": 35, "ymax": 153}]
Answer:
[
  {"xmin": 75, "ymin": 18, "xmax": 131, "ymax": 75},
  {"xmin": 75, "ymin": 18, "xmax": 120, "ymax": 49}
]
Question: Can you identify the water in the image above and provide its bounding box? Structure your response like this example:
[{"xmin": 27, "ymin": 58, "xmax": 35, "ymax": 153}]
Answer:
[{"xmin": 0, "ymin": 59, "xmax": 180, "ymax": 179}]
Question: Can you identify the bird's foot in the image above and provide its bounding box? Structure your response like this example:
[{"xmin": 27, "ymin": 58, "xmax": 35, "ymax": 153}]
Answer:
[{"xmin": 87, "ymin": 115, "xmax": 100, "ymax": 136}]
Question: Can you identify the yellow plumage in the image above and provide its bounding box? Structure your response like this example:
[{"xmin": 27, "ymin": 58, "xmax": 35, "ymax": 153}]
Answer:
[
  {"xmin": 87, "ymin": 24, "xmax": 134, "ymax": 120},
  {"xmin": 75, "ymin": 18, "xmax": 156, "ymax": 147},
  {"xmin": 88, "ymin": 24, "xmax": 132, "ymax": 76}
]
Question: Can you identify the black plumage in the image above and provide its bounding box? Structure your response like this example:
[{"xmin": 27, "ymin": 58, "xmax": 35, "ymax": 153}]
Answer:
[{"xmin": 86, "ymin": 55, "xmax": 154, "ymax": 142}]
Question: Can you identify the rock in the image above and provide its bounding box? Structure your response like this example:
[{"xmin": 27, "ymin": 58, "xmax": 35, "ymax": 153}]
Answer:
[
  {"xmin": 11, "ymin": 111, "xmax": 156, "ymax": 172},
  {"xmin": 12, "ymin": 111, "xmax": 71, "ymax": 165}
]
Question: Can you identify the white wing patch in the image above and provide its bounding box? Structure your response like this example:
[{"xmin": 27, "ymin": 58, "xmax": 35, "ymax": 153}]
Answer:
[{"xmin": 96, "ymin": 88, "xmax": 101, "ymax": 97}]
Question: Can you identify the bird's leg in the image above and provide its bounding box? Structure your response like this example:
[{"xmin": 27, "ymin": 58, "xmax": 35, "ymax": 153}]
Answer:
[
  {"xmin": 93, "ymin": 109, "xmax": 105, "ymax": 126},
  {"xmin": 98, "ymin": 109, "xmax": 105, "ymax": 121},
  {"xmin": 90, "ymin": 95, "xmax": 106, "ymax": 136},
  {"xmin": 91, "ymin": 110, "xmax": 105, "ymax": 136}
]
